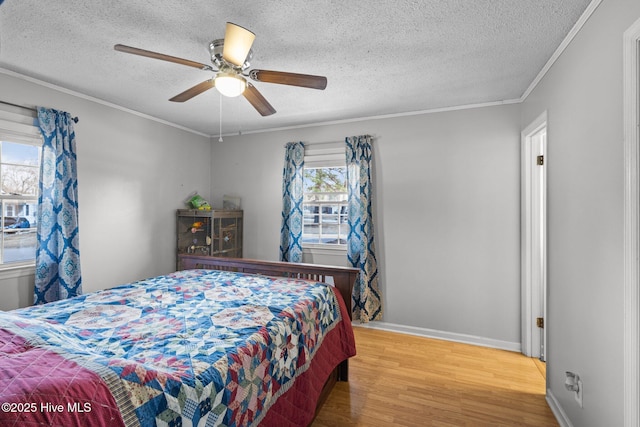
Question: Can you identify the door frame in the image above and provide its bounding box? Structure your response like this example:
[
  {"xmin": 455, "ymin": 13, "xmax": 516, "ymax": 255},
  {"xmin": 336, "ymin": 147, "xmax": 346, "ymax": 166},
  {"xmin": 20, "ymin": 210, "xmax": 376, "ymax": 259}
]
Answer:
[
  {"xmin": 521, "ymin": 111, "xmax": 547, "ymax": 359},
  {"xmin": 623, "ymin": 17, "xmax": 640, "ymax": 427}
]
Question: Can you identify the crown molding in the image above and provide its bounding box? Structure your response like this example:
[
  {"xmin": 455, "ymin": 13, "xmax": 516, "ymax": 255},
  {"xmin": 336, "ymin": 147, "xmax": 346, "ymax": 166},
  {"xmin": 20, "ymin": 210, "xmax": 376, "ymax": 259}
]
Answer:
[
  {"xmin": 0, "ymin": 67, "xmax": 209, "ymax": 138},
  {"xmin": 520, "ymin": 0, "xmax": 603, "ymax": 101}
]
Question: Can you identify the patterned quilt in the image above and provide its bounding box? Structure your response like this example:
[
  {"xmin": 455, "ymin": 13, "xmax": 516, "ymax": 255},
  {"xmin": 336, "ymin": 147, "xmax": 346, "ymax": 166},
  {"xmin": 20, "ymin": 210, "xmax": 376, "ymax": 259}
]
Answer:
[{"xmin": 0, "ymin": 269, "xmax": 355, "ymax": 427}]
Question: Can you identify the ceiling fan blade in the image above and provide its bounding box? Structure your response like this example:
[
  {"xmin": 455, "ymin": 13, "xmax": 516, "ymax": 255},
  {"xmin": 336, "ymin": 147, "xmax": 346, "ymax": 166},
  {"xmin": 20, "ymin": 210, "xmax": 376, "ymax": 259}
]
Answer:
[
  {"xmin": 249, "ymin": 69, "xmax": 327, "ymax": 90},
  {"xmin": 243, "ymin": 83, "xmax": 276, "ymax": 116},
  {"xmin": 114, "ymin": 44, "xmax": 213, "ymax": 71},
  {"xmin": 169, "ymin": 80, "xmax": 215, "ymax": 102},
  {"xmin": 222, "ymin": 22, "xmax": 256, "ymax": 67}
]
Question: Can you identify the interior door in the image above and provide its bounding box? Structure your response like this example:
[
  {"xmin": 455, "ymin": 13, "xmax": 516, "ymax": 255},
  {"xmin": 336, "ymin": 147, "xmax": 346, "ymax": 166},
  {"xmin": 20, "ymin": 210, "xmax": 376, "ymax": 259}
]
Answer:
[
  {"xmin": 531, "ymin": 127, "xmax": 547, "ymax": 361},
  {"xmin": 521, "ymin": 112, "xmax": 548, "ymax": 362}
]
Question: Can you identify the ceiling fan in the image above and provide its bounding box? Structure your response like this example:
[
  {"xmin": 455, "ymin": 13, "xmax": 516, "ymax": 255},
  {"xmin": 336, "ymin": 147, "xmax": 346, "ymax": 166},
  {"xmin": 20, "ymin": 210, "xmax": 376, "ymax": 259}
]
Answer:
[{"xmin": 114, "ymin": 22, "xmax": 327, "ymax": 117}]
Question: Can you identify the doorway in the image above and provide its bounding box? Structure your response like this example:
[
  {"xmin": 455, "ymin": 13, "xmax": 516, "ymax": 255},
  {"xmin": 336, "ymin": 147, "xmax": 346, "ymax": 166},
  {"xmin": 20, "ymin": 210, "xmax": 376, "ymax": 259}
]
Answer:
[{"xmin": 521, "ymin": 112, "xmax": 547, "ymax": 361}]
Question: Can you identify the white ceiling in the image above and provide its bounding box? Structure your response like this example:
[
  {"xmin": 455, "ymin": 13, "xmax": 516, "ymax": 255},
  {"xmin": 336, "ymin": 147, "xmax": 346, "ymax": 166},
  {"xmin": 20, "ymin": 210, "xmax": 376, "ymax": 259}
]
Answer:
[{"xmin": 0, "ymin": 1, "xmax": 593, "ymax": 136}]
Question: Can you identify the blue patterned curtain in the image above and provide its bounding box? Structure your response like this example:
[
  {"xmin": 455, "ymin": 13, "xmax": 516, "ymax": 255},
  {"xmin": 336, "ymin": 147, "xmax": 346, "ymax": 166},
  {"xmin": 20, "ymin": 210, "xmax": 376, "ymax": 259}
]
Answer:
[
  {"xmin": 346, "ymin": 135, "xmax": 381, "ymax": 322},
  {"xmin": 34, "ymin": 107, "xmax": 82, "ymax": 304},
  {"xmin": 280, "ymin": 142, "xmax": 305, "ymax": 263}
]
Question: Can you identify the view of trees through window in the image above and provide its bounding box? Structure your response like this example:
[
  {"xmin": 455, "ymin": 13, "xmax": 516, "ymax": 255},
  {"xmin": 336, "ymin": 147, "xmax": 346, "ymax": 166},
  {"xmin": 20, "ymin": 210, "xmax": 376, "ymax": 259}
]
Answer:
[
  {"xmin": 0, "ymin": 140, "xmax": 40, "ymax": 264},
  {"xmin": 302, "ymin": 167, "xmax": 348, "ymax": 245}
]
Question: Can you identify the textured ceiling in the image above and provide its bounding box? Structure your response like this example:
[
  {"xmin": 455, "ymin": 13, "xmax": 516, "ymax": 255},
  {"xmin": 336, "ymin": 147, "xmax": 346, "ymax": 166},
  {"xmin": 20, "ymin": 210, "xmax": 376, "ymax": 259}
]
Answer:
[{"xmin": 0, "ymin": 1, "xmax": 592, "ymax": 136}]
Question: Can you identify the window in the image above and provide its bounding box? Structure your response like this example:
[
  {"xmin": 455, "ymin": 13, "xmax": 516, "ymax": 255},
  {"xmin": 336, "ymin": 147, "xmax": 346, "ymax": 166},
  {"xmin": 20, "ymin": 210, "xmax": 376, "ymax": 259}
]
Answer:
[
  {"xmin": 0, "ymin": 104, "xmax": 42, "ymax": 267},
  {"xmin": 0, "ymin": 140, "xmax": 40, "ymax": 265},
  {"xmin": 302, "ymin": 167, "xmax": 348, "ymax": 245},
  {"xmin": 301, "ymin": 142, "xmax": 347, "ymax": 248}
]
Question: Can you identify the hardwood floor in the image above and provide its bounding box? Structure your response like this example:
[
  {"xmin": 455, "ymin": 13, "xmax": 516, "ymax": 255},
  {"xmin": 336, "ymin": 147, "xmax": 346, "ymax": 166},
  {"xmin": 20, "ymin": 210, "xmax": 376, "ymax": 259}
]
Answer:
[{"xmin": 313, "ymin": 327, "xmax": 558, "ymax": 427}]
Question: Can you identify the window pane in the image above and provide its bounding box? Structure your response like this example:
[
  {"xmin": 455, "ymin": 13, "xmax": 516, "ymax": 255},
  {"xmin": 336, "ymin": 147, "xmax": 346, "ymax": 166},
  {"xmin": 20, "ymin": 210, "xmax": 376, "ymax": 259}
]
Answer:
[
  {"xmin": 303, "ymin": 205, "xmax": 319, "ymax": 224},
  {"xmin": 302, "ymin": 223, "xmax": 320, "ymax": 243},
  {"xmin": 1, "ymin": 164, "xmax": 39, "ymax": 195},
  {"xmin": 2, "ymin": 198, "xmax": 37, "ymax": 263},
  {"xmin": 3, "ymin": 199, "xmax": 37, "ymax": 228},
  {"xmin": 322, "ymin": 223, "xmax": 340, "ymax": 240},
  {"xmin": 303, "ymin": 167, "xmax": 346, "ymax": 193},
  {"xmin": 3, "ymin": 228, "xmax": 36, "ymax": 263},
  {"xmin": 2, "ymin": 142, "xmax": 39, "ymax": 166}
]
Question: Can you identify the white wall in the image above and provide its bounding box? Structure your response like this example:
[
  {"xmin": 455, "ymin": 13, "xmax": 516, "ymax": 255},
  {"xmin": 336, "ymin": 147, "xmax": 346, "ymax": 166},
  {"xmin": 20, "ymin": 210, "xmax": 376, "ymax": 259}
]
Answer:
[
  {"xmin": 520, "ymin": 0, "xmax": 640, "ymax": 425},
  {"xmin": 0, "ymin": 71, "xmax": 212, "ymax": 310},
  {"xmin": 212, "ymin": 103, "xmax": 522, "ymax": 347}
]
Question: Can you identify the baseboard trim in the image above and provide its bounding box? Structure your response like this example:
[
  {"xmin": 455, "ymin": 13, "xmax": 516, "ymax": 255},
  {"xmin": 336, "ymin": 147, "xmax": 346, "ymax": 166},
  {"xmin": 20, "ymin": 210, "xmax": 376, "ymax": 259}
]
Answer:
[
  {"xmin": 352, "ymin": 320, "xmax": 521, "ymax": 352},
  {"xmin": 546, "ymin": 389, "xmax": 573, "ymax": 427}
]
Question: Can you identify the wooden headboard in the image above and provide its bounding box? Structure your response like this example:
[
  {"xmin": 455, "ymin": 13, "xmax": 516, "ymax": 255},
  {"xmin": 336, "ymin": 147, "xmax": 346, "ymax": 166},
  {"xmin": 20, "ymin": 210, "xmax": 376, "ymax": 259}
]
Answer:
[{"xmin": 178, "ymin": 255, "xmax": 359, "ymax": 320}]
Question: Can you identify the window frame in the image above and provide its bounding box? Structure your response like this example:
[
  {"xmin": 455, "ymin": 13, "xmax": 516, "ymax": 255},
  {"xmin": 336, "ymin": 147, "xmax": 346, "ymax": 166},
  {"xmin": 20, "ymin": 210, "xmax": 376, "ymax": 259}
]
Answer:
[{"xmin": 302, "ymin": 142, "xmax": 347, "ymax": 253}]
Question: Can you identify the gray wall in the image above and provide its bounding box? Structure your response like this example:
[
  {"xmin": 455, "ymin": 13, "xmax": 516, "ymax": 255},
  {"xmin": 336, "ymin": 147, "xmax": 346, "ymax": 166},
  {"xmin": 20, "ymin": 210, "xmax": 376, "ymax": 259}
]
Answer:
[
  {"xmin": 0, "ymin": 71, "xmax": 212, "ymax": 310},
  {"xmin": 211, "ymin": 104, "xmax": 522, "ymax": 347},
  {"xmin": 521, "ymin": 0, "xmax": 640, "ymax": 425}
]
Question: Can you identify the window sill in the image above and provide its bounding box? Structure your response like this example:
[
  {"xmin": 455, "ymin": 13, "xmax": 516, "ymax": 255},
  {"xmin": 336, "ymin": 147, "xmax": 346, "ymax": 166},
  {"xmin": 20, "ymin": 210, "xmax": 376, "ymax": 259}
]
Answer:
[{"xmin": 0, "ymin": 263, "xmax": 35, "ymax": 280}]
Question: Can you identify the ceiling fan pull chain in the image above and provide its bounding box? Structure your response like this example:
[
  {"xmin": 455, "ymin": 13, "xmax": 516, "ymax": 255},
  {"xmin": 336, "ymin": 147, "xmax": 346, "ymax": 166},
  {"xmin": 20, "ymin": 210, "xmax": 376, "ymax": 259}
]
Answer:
[{"xmin": 218, "ymin": 94, "xmax": 223, "ymax": 143}]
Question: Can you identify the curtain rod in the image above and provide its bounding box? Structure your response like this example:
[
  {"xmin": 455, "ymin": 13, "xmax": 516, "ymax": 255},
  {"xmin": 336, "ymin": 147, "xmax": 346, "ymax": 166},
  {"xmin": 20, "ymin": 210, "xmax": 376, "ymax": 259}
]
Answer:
[
  {"xmin": 283, "ymin": 140, "xmax": 343, "ymax": 148},
  {"xmin": 0, "ymin": 100, "xmax": 79, "ymax": 123},
  {"xmin": 283, "ymin": 136, "xmax": 373, "ymax": 148}
]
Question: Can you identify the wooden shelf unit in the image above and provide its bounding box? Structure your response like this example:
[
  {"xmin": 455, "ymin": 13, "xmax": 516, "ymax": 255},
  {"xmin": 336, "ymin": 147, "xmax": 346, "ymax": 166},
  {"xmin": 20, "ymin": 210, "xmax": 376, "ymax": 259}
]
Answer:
[{"xmin": 176, "ymin": 209, "xmax": 243, "ymax": 269}]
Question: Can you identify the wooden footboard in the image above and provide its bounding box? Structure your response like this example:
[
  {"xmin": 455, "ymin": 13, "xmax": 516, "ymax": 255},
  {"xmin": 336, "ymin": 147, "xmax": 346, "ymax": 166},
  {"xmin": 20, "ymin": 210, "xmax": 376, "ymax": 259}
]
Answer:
[{"xmin": 178, "ymin": 254, "xmax": 358, "ymax": 380}]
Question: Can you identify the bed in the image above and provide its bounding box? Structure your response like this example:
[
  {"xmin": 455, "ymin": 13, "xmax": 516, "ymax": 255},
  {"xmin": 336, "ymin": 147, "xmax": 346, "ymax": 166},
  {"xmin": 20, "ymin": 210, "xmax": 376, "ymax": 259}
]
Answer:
[{"xmin": 0, "ymin": 255, "xmax": 358, "ymax": 427}]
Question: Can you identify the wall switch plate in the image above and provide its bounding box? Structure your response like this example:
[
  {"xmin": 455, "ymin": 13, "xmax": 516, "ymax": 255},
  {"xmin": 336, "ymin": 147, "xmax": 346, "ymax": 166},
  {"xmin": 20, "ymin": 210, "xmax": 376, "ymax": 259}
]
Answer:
[
  {"xmin": 575, "ymin": 379, "xmax": 583, "ymax": 408},
  {"xmin": 565, "ymin": 371, "xmax": 583, "ymax": 408}
]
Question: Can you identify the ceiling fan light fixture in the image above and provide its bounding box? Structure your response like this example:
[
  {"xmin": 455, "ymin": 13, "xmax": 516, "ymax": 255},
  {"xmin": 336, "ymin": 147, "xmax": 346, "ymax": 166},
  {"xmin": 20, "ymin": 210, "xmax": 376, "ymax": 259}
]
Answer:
[
  {"xmin": 222, "ymin": 22, "xmax": 256, "ymax": 67},
  {"xmin": 215, "ymin": 73, "xmax": 247, "ymax": 97}
]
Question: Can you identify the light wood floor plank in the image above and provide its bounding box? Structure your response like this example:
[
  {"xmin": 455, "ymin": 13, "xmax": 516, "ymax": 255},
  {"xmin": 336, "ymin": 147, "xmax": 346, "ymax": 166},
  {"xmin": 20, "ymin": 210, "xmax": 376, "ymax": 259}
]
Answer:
[{"xmin": 313, "ymin": 327, "xmax": 558, "ymax": 427}]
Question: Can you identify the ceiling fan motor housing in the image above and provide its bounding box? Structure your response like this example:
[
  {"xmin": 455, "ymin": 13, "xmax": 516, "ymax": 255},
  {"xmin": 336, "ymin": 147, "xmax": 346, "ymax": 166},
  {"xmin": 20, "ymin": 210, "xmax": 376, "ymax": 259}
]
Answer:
[{"xmin": 209, "ymin": 39, "xmax": 252, "ymax": 72}]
